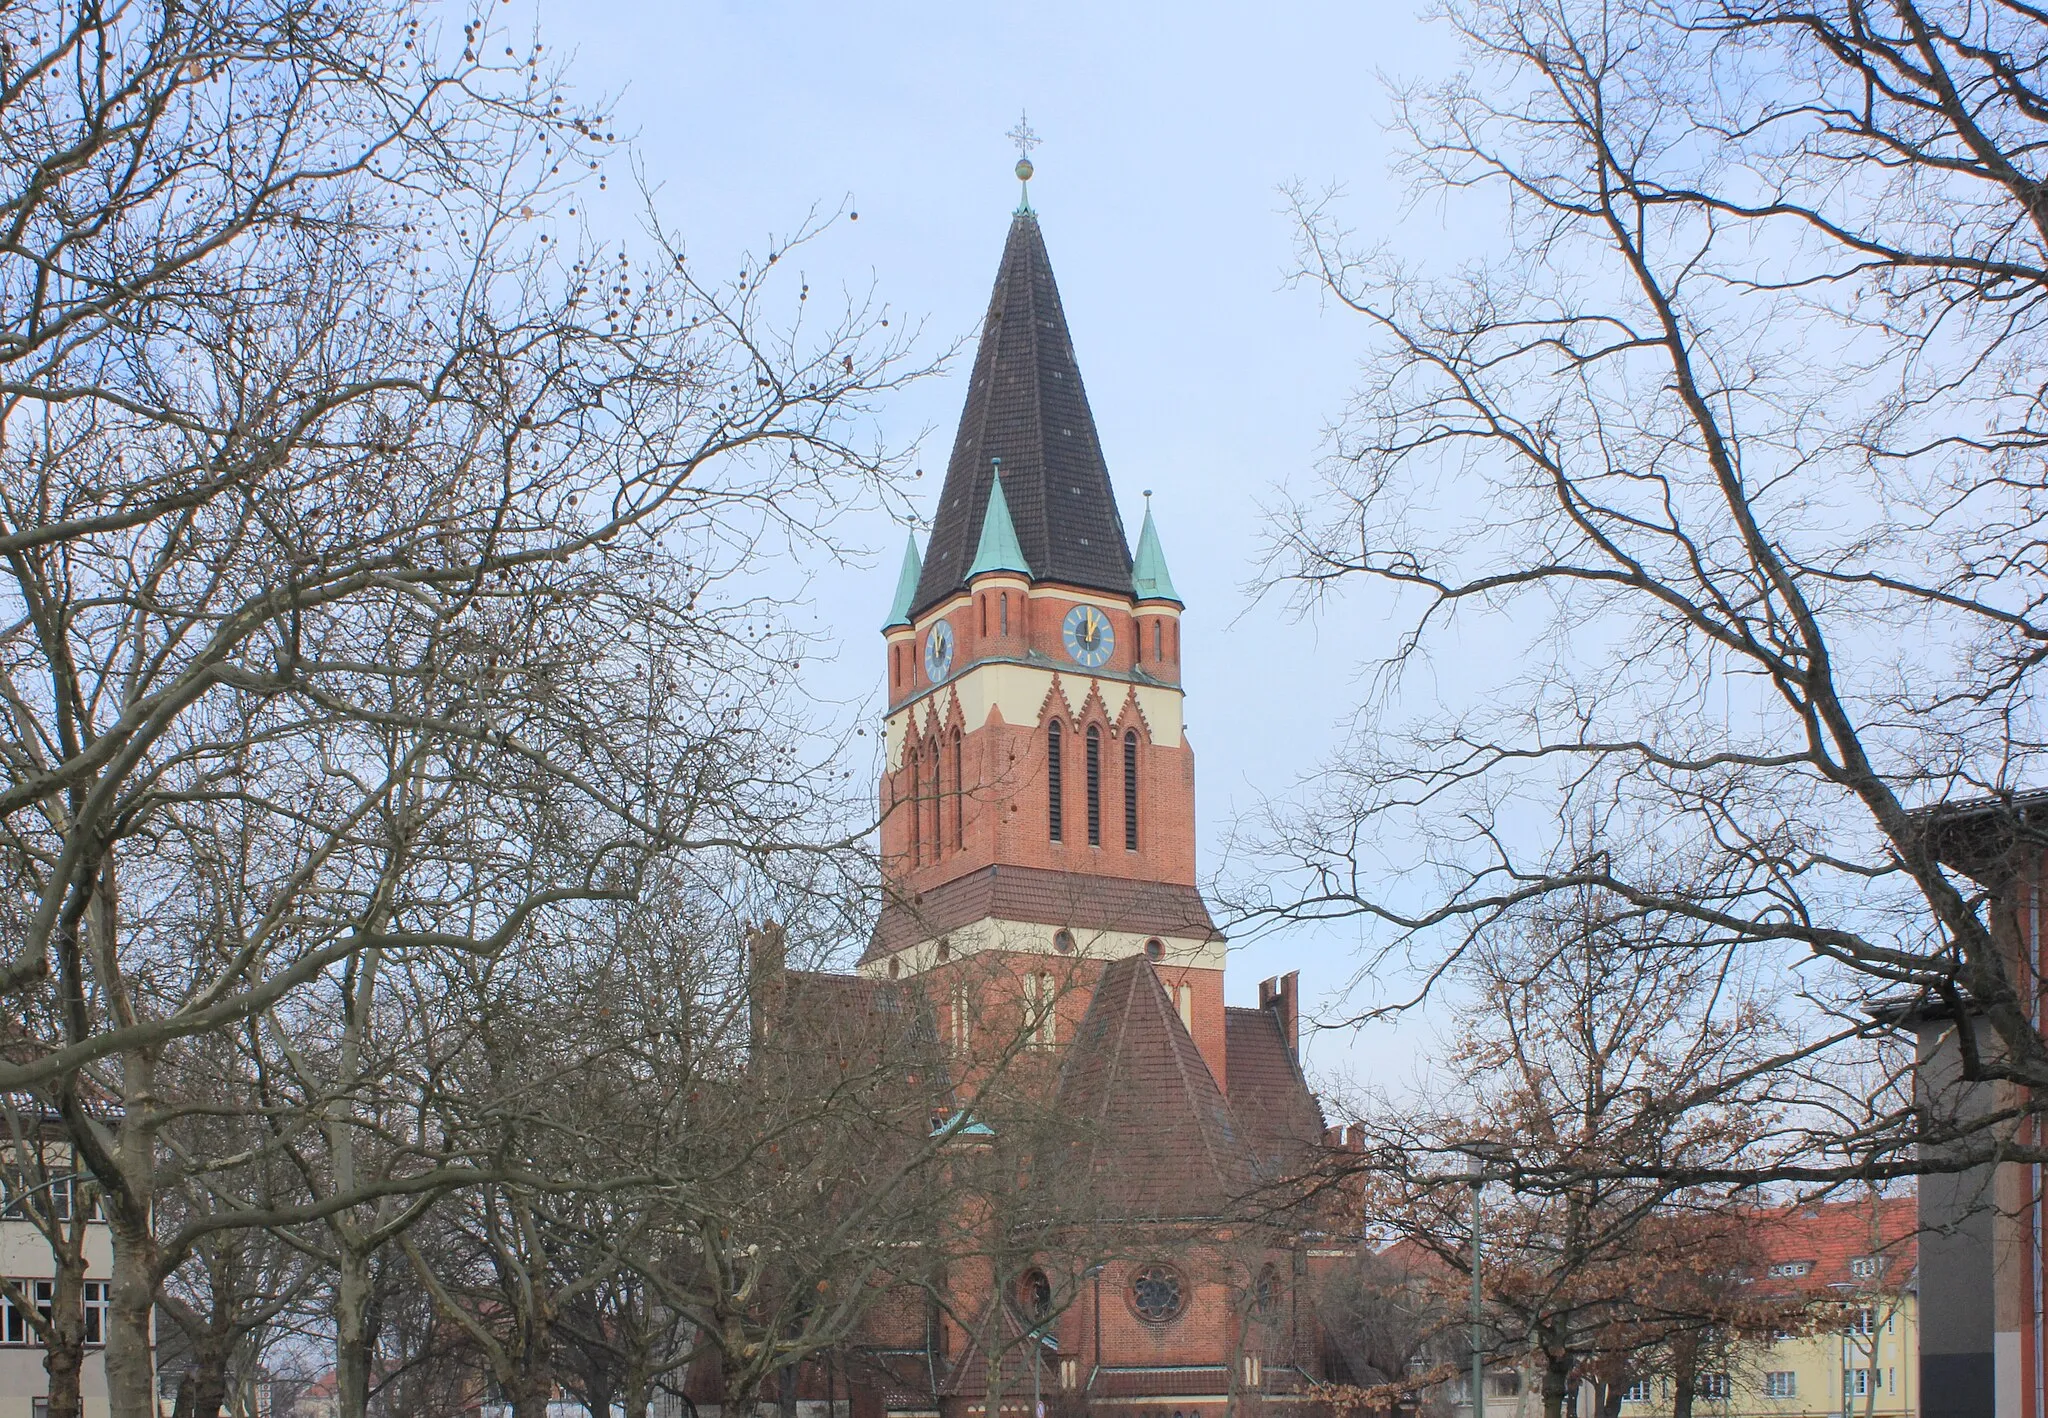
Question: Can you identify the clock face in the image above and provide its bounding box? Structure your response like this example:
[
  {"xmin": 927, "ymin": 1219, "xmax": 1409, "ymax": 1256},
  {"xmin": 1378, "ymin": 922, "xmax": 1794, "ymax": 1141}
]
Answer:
[
  {"xmin": 923, "ymin": 619, "xmax": 955, "ymax": 681},
  {"xmin": 1061, "ymin": 604, "xmax": 1115, "ymax": 668}
]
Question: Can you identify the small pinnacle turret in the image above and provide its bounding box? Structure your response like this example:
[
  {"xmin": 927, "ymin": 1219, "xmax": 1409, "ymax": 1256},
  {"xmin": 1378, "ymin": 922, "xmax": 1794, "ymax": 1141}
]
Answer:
[
  {"xmin": 1131, "ymin": 500, "xmax": 1180, "ymax": 604},
  {"xmin": 884, "ymin": 533, "xmax": 923, "ymax": 630},
  {"xmin": 967, "ymin": 470, "xmax": 1031, "ymax": 579}
]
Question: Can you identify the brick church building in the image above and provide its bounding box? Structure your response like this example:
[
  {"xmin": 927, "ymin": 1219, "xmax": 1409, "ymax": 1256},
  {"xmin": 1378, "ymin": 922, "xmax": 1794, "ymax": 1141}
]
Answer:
[{"xmin": 764, "ymin": 178, "xmax": 1351, "ymax": 1418}]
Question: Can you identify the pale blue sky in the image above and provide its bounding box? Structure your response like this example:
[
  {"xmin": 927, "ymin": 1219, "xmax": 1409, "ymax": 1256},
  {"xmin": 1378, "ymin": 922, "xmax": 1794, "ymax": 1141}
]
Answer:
[{"xmin": 528, "ymin": 1, "xmax": 1464, "ymax": 1090}]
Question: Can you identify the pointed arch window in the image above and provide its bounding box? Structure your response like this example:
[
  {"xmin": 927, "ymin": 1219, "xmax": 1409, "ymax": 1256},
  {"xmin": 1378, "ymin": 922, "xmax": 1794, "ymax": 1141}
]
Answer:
[
  {"xmin": 1047, "ymin": 721, "xmax": 1064, "ymax": 843},
  {"xmin": 1124, "ymin": 730, "xmax": 1139, "ymax": 851},
  {"xmin": 1000, "ymin": 592, "xmax": 1009, "ymax": 635},
  {"xmin": 1085, "ymin": 725, "xmax": 1102, "ymax": 847}
]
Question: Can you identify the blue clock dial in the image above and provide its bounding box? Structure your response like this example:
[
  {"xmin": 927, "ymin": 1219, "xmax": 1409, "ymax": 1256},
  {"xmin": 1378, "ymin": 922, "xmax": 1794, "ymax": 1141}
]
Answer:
[
  {"xmin": 1061, "ymin": 604, "xmax": 1115, "ymax": 668},
  {"xmin": 923, "ymin": 619, "xmax": 955, "ymax": 681}
]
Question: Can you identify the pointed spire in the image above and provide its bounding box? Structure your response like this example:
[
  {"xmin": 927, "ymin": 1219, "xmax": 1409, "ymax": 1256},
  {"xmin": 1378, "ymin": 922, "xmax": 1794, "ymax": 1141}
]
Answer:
[
  {"xmin": 968, "ymin": 469, "xmax": 1031, "ymax": 579},
  {"xmin": 1131, "ymin": 494, "xmax": 1180, "ymax": 604},
  {"xmin": 883, "ymin": 533, "xmax": 922, "ymax": 630},
  {"xmin": 910, "ymin": 211, "xmax": 1134, "ymax": 617}
]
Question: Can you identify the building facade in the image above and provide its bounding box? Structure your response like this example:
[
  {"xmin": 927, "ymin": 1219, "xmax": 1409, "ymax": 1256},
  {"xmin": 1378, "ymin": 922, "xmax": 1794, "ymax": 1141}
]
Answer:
[
  {"xmin": 772, "ymin": 180, "xmax": 1345, "ymax": 1418},
  {"xmin": 1913, "ymin": 793, "xmax": 2048, "ymax": 1418},
  {"xmin": 0, "ymin": 1142, "xmax": 114, "ymax": 1418}
]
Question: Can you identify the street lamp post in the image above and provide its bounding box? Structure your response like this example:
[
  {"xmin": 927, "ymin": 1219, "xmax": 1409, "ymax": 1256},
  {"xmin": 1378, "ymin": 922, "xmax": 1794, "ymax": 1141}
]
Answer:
[
  {"xmin": 1460, "ymin": 1143, "xmax": 1510, "ymax": 1418},
  {"xmin": 1469, "ymin": 1155, "xmax": 1486, "ymax": 1418}
]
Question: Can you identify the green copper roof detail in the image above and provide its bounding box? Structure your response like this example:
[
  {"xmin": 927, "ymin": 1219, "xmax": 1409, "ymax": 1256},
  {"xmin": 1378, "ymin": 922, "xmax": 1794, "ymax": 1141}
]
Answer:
[
  {"xmin": 968, "ymin": 471, "xmax": 1032, "ymax": 580},
  {"xmin": 1131, "ymin": 501, "xmax": 1180, "ymax": 603},
  {"xmin": 884, "ymin": 533, "xmax": 923, "ymax": 629}
]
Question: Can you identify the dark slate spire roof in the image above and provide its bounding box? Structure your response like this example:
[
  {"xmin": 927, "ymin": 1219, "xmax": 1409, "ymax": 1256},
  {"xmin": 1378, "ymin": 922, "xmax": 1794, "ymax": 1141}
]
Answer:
[{"xmin": 912, "ymin": 211, "xmax": 1134, "ymax": 616}]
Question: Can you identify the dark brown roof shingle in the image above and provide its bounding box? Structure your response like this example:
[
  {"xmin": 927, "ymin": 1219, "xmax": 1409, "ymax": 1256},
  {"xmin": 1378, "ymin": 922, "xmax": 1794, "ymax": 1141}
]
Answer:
[{"xmin": 912, "ymin": 211, "xmax": 1134, "ymax": 617}]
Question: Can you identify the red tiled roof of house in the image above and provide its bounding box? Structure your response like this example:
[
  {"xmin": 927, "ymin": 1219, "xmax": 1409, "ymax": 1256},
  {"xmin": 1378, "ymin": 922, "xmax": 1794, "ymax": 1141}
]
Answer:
[
  {"xmin": 865, "ymin": 865, "xmax": 1222, "ymax": 962},
  {"xmin": 1747, "ymin": 1195, "xmax": 1917, "ymax": 1295},
  {"xmin": 1051, "ymin": 955, "xmax": 1254, "ymax": 1220},
  {"xmin": 1367, "ymin": 1196, "xmax": 1916, "ymax": 1297}
]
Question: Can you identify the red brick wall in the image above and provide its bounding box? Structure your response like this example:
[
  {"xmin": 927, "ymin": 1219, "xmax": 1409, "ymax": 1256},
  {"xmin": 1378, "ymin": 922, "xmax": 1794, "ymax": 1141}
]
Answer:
[
  {"xmin": 881, "ymin": 698, "xmax": 1199, "ymax": 890},
  {"xmin": 889, "ymin": 581, "xmax": 1181, "ymax": 712}
]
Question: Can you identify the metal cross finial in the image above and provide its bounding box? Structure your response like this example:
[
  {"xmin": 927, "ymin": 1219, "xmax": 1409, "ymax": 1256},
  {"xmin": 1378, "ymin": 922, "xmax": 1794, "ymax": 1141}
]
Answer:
[{"xmin": 1006, "ymin": 110, "xmax": 1040, "ymax": 161}]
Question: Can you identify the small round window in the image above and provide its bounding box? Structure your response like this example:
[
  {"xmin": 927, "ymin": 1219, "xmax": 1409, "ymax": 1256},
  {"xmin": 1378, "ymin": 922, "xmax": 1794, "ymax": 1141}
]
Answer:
[
  {"xmin": 1144, "ymin": 938, "xmax": 1165, "ymax": 961},
  {"xmin": 936, "ymin": 938, "xmax": 951, "ymax": 962},
  {"xmin": 1022, "ymin": 1268, "xmax": 1053, "ymax": 1323},
  {"xmin": 888, "ymin": 957, "xmax": 901, "ymax": 980},
  {"xmin": 1054, "ymin": 929, "xmax": 1076, "ymax": 954},
  {"xmin": 1130, "ymin": 1263, "xmax": 1186, "ymax": 1324}
]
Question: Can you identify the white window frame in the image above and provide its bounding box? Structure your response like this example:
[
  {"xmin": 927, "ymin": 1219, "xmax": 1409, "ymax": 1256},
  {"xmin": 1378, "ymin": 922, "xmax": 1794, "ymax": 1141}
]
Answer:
[{"xmin": 1764, "ymin": 1373, "xmax": 1796, "ymax": 1399}]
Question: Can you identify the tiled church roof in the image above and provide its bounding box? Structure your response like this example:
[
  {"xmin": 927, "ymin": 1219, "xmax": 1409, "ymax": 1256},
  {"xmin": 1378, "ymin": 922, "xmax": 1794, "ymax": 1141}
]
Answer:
[
  {"xmin": 911, "ymin": 210, "xmax": 1134, "ymax": 617},
  {"xmin": 1051, "ymin": 955, "xmax": 1253, "ymax": 1220},
  {"xmin": 863, "ymin": 864, "xmax": 1222, "ymax": 963},
  {"xmin": 1224, "ymin": 1005, "xmax": 1326, "ymax": 1181}
]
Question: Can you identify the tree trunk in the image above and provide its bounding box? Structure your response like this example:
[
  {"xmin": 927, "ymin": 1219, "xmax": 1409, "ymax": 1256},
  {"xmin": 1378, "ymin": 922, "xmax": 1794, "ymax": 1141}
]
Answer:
[
  {"xmin": 623, "ymin": 1356, "xmax": 652, "ymax": 1418},
  {"xmin": 103, "ymin": 1046, "xmax": 162, "ymax": 1418},
  {"xmin": 1670, "ymin": 1332, "xmax": 1699, "ymax": 1418},
  {"xmin": 41, "ymin": 1253, "xmax": 87, "ymax": 1418},
  {"xmin": 1542, "ymin": 1350, "xmax": 1572, "ymax": 1418},
  {"xmin": 172, "ymin": 1339, "xmax": 231, "ymax": 1418},
  {"xmin": 334, "ymin": 1246, "xmax": 373, "ymax": 1418},
  {"xmin": 509, "ymin": 1310, "xmax": 557, "ymax": 1418}
]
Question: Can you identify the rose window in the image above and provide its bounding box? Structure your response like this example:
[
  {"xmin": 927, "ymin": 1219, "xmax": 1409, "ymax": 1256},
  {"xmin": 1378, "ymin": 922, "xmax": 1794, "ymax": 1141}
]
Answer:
[{"xmin": 1130, "ymin": 1263, "xmax": 1186, "ymax": 1324}]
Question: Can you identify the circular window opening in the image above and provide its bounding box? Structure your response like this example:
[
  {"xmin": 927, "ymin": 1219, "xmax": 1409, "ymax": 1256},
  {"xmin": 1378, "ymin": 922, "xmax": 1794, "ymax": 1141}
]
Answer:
[
  {"xmin": 1053, "ymin": 929, "xmax": 1076, "ymax": 955},
  {"xmin": 1021, "ymin": 1268, "xmax": 1053, "ymax": 1323},
  {"xmin": 936, "ymin": 938, "xmax": 951, "ymax": 963},
  {"xmin": 887, "ymin": 957, "xmax": 901, "ymax": 980},
  {"xmin": 1144, "ymin": 938, "xmax": 1165, "ymax": 961},
  {"xmin": 1130, "ymin": 1263, "xmax": 1186, "ymax": 1325}
]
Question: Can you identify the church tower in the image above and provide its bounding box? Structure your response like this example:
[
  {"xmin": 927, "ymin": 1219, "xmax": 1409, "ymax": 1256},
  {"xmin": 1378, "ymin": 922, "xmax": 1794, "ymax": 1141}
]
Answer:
[{"xmin": 862, "ymin": 184, "xmax": 1227, "ymax": 1083}]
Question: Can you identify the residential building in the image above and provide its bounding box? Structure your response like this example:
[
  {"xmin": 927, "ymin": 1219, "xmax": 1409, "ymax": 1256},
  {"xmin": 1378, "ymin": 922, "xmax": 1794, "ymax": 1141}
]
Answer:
[
  {"xmin": 0, "ymin": 1133, "xmax": 114, "ymax": 1418},
  {"xmin": 1426, "ymin": 1200, "xmax": 1919, "ymax": 1418},
  {"xmin": 1633, "ymin": 1199, "xmax": 1920, "ymax": 1418}
]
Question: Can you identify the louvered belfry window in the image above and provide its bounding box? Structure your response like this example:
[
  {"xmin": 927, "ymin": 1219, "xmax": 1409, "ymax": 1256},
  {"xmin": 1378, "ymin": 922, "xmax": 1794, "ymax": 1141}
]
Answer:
[
  {"xmin": 1047, "ymin": 721, "xmax": 1064, "ymax": 842},
  {"xmin": 1124, "ymin": 730, "xmax": 1139, "ymax": 850},
  {"xmin": 1085, "ymin": 725, "xmax": 1102, "ymax": 847}
]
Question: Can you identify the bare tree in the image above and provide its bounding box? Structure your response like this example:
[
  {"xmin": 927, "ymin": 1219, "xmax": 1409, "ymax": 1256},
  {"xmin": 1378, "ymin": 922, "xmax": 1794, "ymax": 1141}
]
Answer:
[
  {"xmin": 0, "ymin": 1, "xmax": 923, "ymax": 1413},
  {"xmin": 1244, "ymin": 0, "xmax": 2048, "ymax": 1183},
  {"xmin": 1339, "ymin": 893, "xmax": 1794, "ymax": 1418}
]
